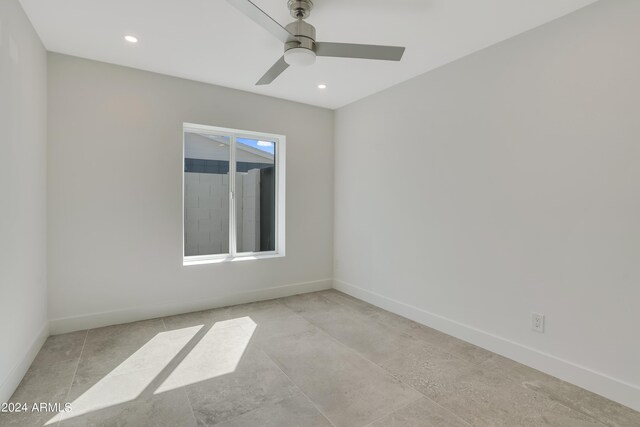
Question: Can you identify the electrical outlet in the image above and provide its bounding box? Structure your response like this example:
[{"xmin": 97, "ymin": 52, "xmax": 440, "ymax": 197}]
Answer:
[{"xmin": 532, "ymin": 313, "xmax": 545, "ymax": 333}]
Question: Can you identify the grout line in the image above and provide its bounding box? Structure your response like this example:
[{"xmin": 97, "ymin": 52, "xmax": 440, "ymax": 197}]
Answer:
[
  {"xmin": 260, "ymin": 348, "xmax": 337, "ymax": 427},
  {"xmin": 361, "ymin": 396, "xmax": 422, "ymax": 427},
  {"xmin": 377, "ymin": 370, "xmax": 473, "ymax": 426},
  {"xmin": 56, "ymin": 329, "xmax": 88, "ymax": 426},
  {"xmin": 181, "ymin": 386, "xmax": 199, "ymax": 427},
  {"xmin": 159, "ymin": 317, "xmax": 199, "ymax": 426},
  {"xmin": 366, "ymin": 361, "xmax": 473, "ymax": 427}
]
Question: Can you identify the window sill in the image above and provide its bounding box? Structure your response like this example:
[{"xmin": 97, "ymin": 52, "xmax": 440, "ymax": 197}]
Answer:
[{"xmin": 183, "ymin": 253, "xmax": 284, "ymax": 266}]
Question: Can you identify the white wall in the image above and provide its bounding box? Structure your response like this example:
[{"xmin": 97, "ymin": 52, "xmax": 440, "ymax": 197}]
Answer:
[
  {"xmin": 0, "ymin": 0, "xmax": 48, "ymax": 403},
  {"xmin": 334, "ymin": 0, "xmax": 640, "ymax": 411},
  {"xmin": 48, "ymin": 53, "xmax": 334, "ymax": 332}
]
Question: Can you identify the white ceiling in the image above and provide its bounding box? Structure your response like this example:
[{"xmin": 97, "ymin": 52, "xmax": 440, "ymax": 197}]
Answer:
[{"xmin": 20, "ymin": 0, "xmax": 597, "ymax": 109}]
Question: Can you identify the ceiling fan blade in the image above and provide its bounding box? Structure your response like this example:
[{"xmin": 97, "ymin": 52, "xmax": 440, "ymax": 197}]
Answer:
[
  {"xmin": 227, "ymin": 0, "xmax": 293, "ymax": 43},
  {"xmin": 256, "ymin": 56, "xmax": 289, "ymax": 85},
  {"xmin": 315, "ymin": 42, "xmax": 405, "ymax": 61}
]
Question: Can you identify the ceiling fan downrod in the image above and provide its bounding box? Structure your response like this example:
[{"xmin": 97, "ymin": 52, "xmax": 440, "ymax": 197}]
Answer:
[{"xmin": 288, "ymin": 0, "xmax": 313, "ymax": 19}]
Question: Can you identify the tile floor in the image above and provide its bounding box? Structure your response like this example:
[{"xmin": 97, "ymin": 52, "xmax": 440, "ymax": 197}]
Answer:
[{"xmin": 2, "ymin": 290, "xmax": 639, "ymax": 426}]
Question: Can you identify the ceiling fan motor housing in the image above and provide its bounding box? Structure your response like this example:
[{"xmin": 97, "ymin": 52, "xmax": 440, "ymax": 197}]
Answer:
[{"xmin": 285, "ymin": 20, "xmax": 316, "ymax": 51}]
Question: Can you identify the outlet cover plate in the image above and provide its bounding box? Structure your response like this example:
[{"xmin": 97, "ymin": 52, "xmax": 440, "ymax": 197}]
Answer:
[{"xmin": 532, "ymin": 312, "xmax": 545, "ymax": 333}]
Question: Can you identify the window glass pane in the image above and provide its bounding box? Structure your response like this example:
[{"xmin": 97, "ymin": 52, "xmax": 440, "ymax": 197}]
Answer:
[
  {"xmin": 235, "ymin": 138, "xmax": 276, "ymax": 253},
  {"xmin": 184, "ymin": 131, "xmax": 230, "ymax": 256}
]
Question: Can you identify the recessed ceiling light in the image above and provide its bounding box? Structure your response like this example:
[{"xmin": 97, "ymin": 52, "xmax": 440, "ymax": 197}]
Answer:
[
  {"xmin": 317, "ymin": 84, "xmax": 327, "ymax": 89},
  {"xmin": 124, "ymin": 35, "xmax": 138, "ymax": 44}
]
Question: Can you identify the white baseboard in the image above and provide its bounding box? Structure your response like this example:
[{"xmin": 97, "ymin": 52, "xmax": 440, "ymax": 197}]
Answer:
[
  {"xmin": 333, "ymin": 279, "xmax": 640, "ymax": 412},
  {"xmin": 0, "ymin": 322, "xmax": 50, "ymax": 404},
  {"xmin": 50, "ymin": 278, "xmax": 333, "ymax": 335}
]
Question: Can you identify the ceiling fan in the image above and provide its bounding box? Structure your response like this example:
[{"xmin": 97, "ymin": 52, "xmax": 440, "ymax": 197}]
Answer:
[{"xmin": 227, "ymin": 0, "xmax": 406, "ymax": 85}]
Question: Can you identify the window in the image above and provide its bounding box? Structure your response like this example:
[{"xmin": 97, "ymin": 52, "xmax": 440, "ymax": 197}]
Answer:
[{"xmin": 183, "ymin": 123, "xmax": 285, "ymax": 264}]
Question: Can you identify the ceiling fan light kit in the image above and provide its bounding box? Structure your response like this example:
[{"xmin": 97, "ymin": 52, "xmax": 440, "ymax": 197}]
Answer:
[
  {"xmin": 284, "ymin": 47, "xmax": 316, "ymax": 66},
  {"xmin": 227, "ymin": 0, "xmax": 406, "ymax": 85}
]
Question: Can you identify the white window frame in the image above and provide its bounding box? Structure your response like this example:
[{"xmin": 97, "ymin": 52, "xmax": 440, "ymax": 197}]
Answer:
[{"xmin": 182, "ymin": 123, "xmax": 286, "ymax": 266}]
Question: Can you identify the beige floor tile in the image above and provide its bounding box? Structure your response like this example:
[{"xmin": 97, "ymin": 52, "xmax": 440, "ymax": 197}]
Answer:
[
  {"xmin": 9, "ymin": 358, "xmax": 77, "ymax": 405},
  {"xmin": 74, "ymin": 319, "xmax": 168, "ymax": 382},
  {"xmin": 318, "ymin": 289, "xmax": 384, "ymax": 316},
  {"xmin": 185, "ymin": 347, "xmax": 300, "ymax": 426},
  {"xmin": 482, "ymin": 355, "xmax": 640, "ymax": 427},
  {"xmin": 228, "ymin": 299, "xmax": 315, "ymax": 343},
  {"xmin": 0, "ymin": 409, "xmax": 55, "ymax": 427},
  {"xmin": 434, "ymin": 365, "xmax": 603, "ymax": 426},
  {"xmin": 321, "ymin": 290, "xmax": 493, "ymax": 365},
  {"xmin": 58, "ymin": 389, "xmax": 196, "ymax": 427},
  {"xmin": 262, "ymin": 326, "xmax": 422, "ymax": 427},
  {"xmin": 30, "ymin": 330, "xmax": 87, "ymax": 368},
  {"xmin": 369, "ymin": 397, "xmax": 471, "ymax": 427},
  {"xmin": 379, "ymin": 340, "xmax": 475, "ymax": 402},
  {"xmin": 388, "ymin": 318, "xmax": 493, "ymax": 365},
  {"xmin": 216, "ymin": 394, "xmax": 332, "ymax": 427},
  {"xmin": 380, "ymin": 341, "xmax": 606, "ymax": 426},
  {"xmin": 425, "ymin": 332, "xmax": 494, "ymax": 365},
  {"xmin": 84, "ymin": 319, "xmax": 166, "ymax": 345},
  {"xmin": 281, "ymin": 292, "xmax": 417, "ymax": 363}
]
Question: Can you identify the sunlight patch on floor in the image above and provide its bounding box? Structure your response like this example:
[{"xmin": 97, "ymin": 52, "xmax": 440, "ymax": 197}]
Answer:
[
  {"xmin": 45, "ymin": 325, "xmax": 203, "ymax": 425},
  {"xmin": 45, "ymin": 317, "xmax": 257, "ymax": 425},
  {"xmin": 155, "ymin": 316, "xmax": 256, "ymax": 393}
]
